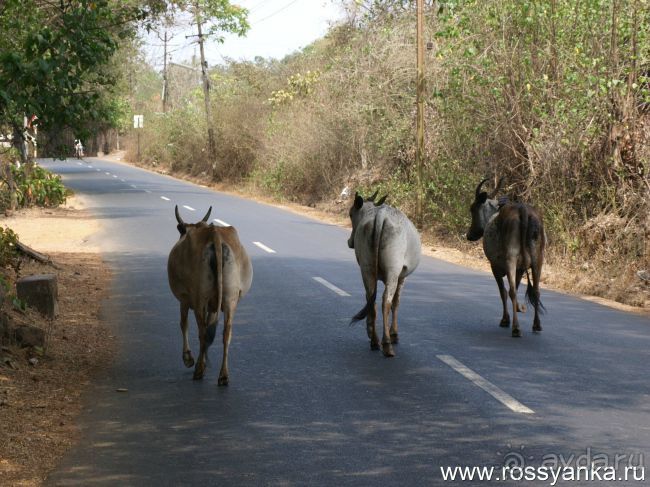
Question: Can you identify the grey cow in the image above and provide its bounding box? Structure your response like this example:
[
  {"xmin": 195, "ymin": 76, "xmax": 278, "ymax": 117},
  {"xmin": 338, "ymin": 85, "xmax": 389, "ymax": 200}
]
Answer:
[
  {"xmin": 466, "ymin": 179, "xmax": 546, "ymax": 337},
  {"xmin": 348, "ymin": 191, "xmax": 421, "ymax": 357}
]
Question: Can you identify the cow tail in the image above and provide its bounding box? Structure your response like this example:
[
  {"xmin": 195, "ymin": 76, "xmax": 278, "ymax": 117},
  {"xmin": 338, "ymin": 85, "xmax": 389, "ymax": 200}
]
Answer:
[
  {"xmin": 518, "ymin": 204, "xmax": 529, "ymax": 266},
  {"xmin": 206, "ymin": 234, "xmax": 224, "ymax": 346},
  {"xmin": 525, "ymin": 269, "xmax": 545, "ymax": 314},
  {"xmin": 349, "ymin": 212, "xmax": 383, "ymax": 325},
  {"xmin": 522, "ymin": 207, "xmax": 545, "ymax": 314}
]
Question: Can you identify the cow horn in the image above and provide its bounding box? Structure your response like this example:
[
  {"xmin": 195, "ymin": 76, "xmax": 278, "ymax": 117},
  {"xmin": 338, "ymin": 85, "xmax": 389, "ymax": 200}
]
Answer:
[
  {"xmin": 375, "ymin": 194, "xmax": 388, "ymax": 206},
  {"xmin": 174, "ymin": 205, "xmax": 185, "ymax": 225},
  {"xmin": 367, "ymin": 189, "xmax": 379, "ymax": 202},
  {"xmin": 475, "ymin": 179, "xmax": 489, "ymax": 199},
  {"xmin": 201, "ymin": 207, "xmax": 212, "ymax": 223},
  {"xmin": 489, "ymin": 177, "xmax": 504, "ymax": 199}
]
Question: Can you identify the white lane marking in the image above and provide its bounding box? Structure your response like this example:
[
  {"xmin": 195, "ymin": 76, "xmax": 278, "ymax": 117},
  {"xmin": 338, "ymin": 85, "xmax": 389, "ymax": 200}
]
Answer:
[
  {"xmin": 77, "ymin": 162, "xmax": 83, "ymax": 166},
  {"xmin": 87, "ymin": 165, "xmax": 93, "ymax": 168},
  {"xmin": 312, "ymin": 277, "xmax": 350, "ymax": 297},
  {"xmin": 253, "ymin": 241, "xmax": 276, "ymax": 254},
  {"xmin": 160, "ymin": 196, "xmax": 170, "ymax": 201},
  {"xmin": 130, "ymin": 184, "xmax": 137, "ymax": 189},
  {"xmin": 213, "ymin": 218, "xmax": 230, "ymax": 227},
  {"xmin": 112, "ymin": 175, "xmax": 118, "ymax": 178},
  {"xmin": 96, "ymin": 169, "xmax": 101, "ymax": 172},
  {"xmin": 105, "ymin": 172, "xmax": 111, "ymax": 175},
  {"xmin": 120, "ymin": 178, "xmax": 126, "ymax": 182},
  {"xmin": 183, "ymin": 205, "xmax": 195, "ymax": 211},
  {"xmin": 144, "ymin": 190, "xmax": 151, "ymax": 193},
  {"xmin": 437, "ymin": 355, "xmax": 534, "ymax": 414}
]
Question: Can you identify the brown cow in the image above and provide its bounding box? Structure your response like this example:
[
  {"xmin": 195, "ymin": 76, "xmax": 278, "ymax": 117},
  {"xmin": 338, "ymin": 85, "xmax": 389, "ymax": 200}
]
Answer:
[
  {"xmin": 167, "ymin": 206, "xmax": 253, "ymax": 385},
  {"xmin": 466, "ymin": 179, "xmax": 546, "ymax": 337}
]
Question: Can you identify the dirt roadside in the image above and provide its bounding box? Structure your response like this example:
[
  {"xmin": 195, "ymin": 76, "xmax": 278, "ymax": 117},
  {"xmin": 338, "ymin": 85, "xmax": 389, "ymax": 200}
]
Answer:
[
  {"xmin": 102, "ymin": 151, "xmax": 648, "ymax": 315},
  {"xmin": 0, "ymin": 196, "xmax": 113, "ymax": 486}
]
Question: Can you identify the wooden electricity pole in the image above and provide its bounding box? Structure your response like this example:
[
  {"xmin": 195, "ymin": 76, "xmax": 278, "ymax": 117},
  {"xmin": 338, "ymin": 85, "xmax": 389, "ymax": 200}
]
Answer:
[
  {"xmin": 415, "ymin": 0, "xmax": 425, "ymax": 228},
  {"xmin": 194, "ymin": 2, "xmax": 217, "ymax": 171},
  {"xmin": 162, "ymin": 29, "xmax": 169, "ymax": 113}
]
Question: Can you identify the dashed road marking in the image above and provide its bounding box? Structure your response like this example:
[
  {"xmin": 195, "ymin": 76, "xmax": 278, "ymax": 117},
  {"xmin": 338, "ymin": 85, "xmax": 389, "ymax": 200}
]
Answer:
[
  {"xmin": 96, "ymin": 169, "xmax": 101, "ymax": 172},
  {"xmin": 312, "ymin": 277, "xmax": 350, "ymax": 297},
  {"xmin": 437, "ymin": 354, "xmax": 534, "ymax": 414},
  {"xmin": 130, "ymin": 184, "xmax": 137, "ymax": 189},
  {"xmin": 253, "ymin": 241, "xmax": 276, "ymax": 254},
  {"xmin": 120, "ymin": 178, "xmax": 126, "ymax": 182},
  {"xmin": 144, "ymin": 190, "xmax": 151, "ymax": 193},
  {"xmin": 105, "ymin": 172, "xmax": 111, "ymax": 176},
  {"xmin": 77, "ymin": 162, "xmax": 83, "ymax": 166},
  {"xmin": 112, "ymin": 175, "xmax": 118, "ymax": 178},
  {"xmin": 183, "ymin": 205, "xmax": 195, "ymax": 211},
  {"xmin": 160, "ymin": 196, "xmax": 170, "ymax": 201},
  {"xmin": 213, "ymin": 218, "xmax": 230, "ymax": 227}
]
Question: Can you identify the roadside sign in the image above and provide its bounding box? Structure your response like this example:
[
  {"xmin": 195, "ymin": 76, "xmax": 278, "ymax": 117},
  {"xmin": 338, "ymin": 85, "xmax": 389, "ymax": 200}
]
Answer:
[{"xmin": 133, "ymin": 115, "xmax": 144, "ymax": 129}]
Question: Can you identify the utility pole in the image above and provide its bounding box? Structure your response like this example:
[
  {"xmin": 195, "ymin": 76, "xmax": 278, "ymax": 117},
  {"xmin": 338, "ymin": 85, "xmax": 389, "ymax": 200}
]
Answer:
[
  {"xmin": 193, "ymin": 2, "xmax": 217, "ymax": 173},
  {"xmin": 415, "ymin": 0, "xmax": 425, "ymax": 228},
  {"xmin": 162, "ymin": 29, "xmax": 169, "ymax": 113}
]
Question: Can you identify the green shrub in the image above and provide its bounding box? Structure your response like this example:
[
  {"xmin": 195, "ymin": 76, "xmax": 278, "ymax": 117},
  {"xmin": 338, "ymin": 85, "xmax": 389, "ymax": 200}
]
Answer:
[
  {"xmin": 0, "ymin": 227, "xmax": 19, "ymax": 267},
  {"xmin": 12, "ymin": 165, "xmax": 69, "ymax": 207}
]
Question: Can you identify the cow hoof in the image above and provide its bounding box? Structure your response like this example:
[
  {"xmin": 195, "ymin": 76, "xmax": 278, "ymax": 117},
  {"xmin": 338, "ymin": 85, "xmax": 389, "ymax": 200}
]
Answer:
[
  {"xmin": 382, "ymin": 343, "xmax": 395, "ymax": 357},
  {"xmin": 390, "ymin": 333, "xmax": 399, "ymax": 344},
  {"xmin": 183, "ymin": 351, "xmax": 195, "ymax": 368},
  {"xmin": 517, "ymin": 304, "xmax": 527, "ymax": 313},
  {"xmin": 533, "ymin": 323, "xmax": 542, "ymax": 332},
  {"xmin": 511, "ymin": 328, "xmax": 522, "ymax": 338},
  {"xmin": 499, "ymin": 318, "xmax": 510, "ymax": 327},
  {"xmin": 193, "ymin": 371, "xmax": 204, "ymax": 380},
  {"xmin": 218, "ymin": 376, "xmax": 229, "ymax": 386},
  {"xmin": 370, "ymin": 340, "xmax": 380, "ymax": 351}
]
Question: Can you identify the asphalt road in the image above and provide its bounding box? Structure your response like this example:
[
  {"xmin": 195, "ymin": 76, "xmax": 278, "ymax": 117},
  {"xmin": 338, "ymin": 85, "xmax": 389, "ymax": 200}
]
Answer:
[{"xmin": 41, "ymin": 157, "xmax": 649, "ymax": 486}]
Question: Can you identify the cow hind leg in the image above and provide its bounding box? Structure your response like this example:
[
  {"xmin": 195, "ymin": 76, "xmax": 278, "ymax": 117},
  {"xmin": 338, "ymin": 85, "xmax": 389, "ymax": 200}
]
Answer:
[
  {"xmin": 389, "ymin": 277, "xmax": 405, "ymax": 344},
  {"xmin": 180, "ymin": 303, "xmax": 194, "ymax": 368},
  {"xmin": 492, "ymin": 268, "xmax": 509, "ymax": 327},
  {"xmin": 218, "ymin": 302, "xmax": 235, "ymax": 386},
  {"xmin": 506, "ymin": 263, "xmax": 521, "ymax": 337},
  {"xmin": 515, "ymin": 269, "xmax": 526, "ymax": 313},
  {"xmin": 193, "ymin": 309, "xmax": 209, "ymax": 380},
  {"xmin": 381, "ymin": 277, "xmax": 399, "ymax": 357},
  {"xmin": 361, "ymin": 273, "xmax": 379, "ymax": 350}
]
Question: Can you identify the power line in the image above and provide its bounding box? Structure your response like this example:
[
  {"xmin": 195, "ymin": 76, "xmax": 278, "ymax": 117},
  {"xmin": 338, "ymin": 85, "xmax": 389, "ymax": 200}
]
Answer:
[{"xmin": 253, "ymin": 0, "xmax": 302, "ymax": 24}]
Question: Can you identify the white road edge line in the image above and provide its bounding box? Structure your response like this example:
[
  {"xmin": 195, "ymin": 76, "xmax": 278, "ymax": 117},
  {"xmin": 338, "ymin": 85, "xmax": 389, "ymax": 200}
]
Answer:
[
  {"xmin": 312, "ymin": 277, "xmax": 351, "ymax": 297},
  {"xmin": 183, "ymin": 205, "xmax": 196, "ymax": 211},
  {"xmin": 253, "ymin": 241, "xmax": 276, "ymax": 254},
  {"xmin": 213, "ymin": 218, "xmax": 230, "ymax": 226},
  {"xmin": 160, "ymin": 196, "xmax": 170, "ymax": 201},
  {"xmin": 437, "ymin": 354, "xmax": 534, "ymax": 415}
]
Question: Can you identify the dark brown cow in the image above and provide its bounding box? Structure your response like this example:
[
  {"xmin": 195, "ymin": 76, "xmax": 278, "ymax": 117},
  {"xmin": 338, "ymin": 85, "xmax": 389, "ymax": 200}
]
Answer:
[
  {"xmin": 467, "ymin": 179, "xmax": 546, "ymax": 337},
  {"xmin": 167, "ymin": 206, "xmax": 253, "ymax": 385}
]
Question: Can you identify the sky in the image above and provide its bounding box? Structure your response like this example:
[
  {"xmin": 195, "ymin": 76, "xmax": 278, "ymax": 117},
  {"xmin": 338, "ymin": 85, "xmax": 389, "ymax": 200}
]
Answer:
[{"xmin": 146, "ymin": 0, "xmax": 345, "ymax": 69}]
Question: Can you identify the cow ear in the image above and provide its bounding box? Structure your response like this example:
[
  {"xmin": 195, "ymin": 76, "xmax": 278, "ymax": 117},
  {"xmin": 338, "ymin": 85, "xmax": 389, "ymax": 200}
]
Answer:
[
  {"xmin": 478, "ymin": 192, "xmax": 488, "ymax": 204},
  {"xmin": 354, "ymin": 193, "xmax": 364, "ymax": 209},
  {"xmin": 375, "ymin": 194, "xmax": 388, "ymax": 206}
]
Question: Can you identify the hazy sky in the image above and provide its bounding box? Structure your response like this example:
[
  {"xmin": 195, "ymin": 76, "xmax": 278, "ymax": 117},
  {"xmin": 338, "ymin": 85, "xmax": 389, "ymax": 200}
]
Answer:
[{"xmin": 146, "ymin": 0, "xmax": 345, "ymax": 69}]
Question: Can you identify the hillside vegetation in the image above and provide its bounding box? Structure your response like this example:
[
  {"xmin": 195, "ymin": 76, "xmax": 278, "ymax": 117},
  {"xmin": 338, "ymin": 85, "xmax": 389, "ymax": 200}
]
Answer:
[{"xmin": 128, "ymin": 0, "xmax": 649, "ymax": 306}]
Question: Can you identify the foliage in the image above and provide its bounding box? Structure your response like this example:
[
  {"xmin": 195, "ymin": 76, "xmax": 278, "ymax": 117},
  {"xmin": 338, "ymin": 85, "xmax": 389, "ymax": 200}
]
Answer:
[
  {"xmin": 11, "ymin": 165, "xmax": 69, "ymax": 208},
  {"xmin": 0, "ymin": 0, "xmax": 166, "ymax": 158},
  {"xmin": 0, "ymin": 227, "xmax": 19, "ymax": 268}
]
